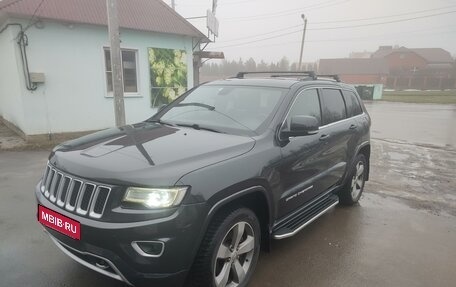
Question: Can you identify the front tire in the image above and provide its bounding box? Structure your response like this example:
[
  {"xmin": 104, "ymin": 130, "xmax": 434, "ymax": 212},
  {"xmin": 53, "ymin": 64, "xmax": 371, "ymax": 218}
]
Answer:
[
  {"xmin": 339, "ymin": 153, "xmax": 367, "ymax": 205},
  {"xmin": 188, "ymin": 207, "xmax": 261, "ymax": 287}
]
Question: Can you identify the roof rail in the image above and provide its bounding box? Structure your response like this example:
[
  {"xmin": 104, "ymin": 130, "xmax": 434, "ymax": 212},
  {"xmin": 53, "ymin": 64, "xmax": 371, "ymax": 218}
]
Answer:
[
  {"xmin": 316, "ymin": 74, "xmax": 340, "ymax": 82},
  {"xmin": 235, "ymin": 71, "xmax": 317, "ymax": 80}
]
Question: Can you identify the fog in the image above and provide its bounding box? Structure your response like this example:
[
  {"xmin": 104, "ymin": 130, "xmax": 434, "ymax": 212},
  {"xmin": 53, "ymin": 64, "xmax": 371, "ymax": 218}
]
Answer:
[{"xmin": 167, "ymin": 0, "xmax": 456, "ymax": 62}]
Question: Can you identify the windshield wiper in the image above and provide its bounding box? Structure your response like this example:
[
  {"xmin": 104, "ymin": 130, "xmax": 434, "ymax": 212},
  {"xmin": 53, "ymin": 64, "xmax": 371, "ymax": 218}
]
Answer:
[
  {"xmin": 175, "ymin": 123, "xmax": 224, "ymax": 134},
  {"xmin": 175, "ymin": 102, "xmax": 215, "ymax": 110}
]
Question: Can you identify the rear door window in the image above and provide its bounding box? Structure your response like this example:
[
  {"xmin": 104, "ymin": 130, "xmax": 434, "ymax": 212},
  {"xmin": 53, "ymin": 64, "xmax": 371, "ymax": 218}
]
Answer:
[
  {"xmin": 342, "ymin": 90, "xmax": 363, "ymax": 117},
  {"xmin": 320, "ymin": 89, "xmax": 347, "ymax": 125}
]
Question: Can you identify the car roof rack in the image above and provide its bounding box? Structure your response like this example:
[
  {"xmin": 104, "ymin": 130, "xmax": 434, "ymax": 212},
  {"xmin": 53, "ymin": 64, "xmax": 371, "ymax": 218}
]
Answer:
[
  {"xmin": 316, "ymin": 74, "xmax": 341, "ymax": 82},
  {"xmin": 235, "ymin": 71, "xmax": 317, "ymax": 80},
  {"xmin": 234, "ymin": 71, "xmax": 341, "ymax": 82}
]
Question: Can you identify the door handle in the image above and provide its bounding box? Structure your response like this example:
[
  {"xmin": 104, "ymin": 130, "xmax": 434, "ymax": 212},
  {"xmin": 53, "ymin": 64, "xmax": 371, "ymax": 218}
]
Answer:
[
  {"xmin": 349, "ymin": 124, "xmax": 357, "ymax": 130},
  {"xmin": 319, "ymin": 134, "xmax": 330, "ymax": 141}
]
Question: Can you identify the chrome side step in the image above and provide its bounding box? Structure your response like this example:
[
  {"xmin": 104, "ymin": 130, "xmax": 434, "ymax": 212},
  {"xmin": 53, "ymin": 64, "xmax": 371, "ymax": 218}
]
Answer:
[{"xmin": 273, "ymin": 195, "xmax": 339, "ymax": 240}]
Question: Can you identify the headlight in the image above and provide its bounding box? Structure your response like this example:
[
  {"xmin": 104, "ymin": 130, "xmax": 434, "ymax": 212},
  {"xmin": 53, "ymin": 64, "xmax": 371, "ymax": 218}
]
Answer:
[{"xmin": 123, "ymin": 186, "xmax": 188, "ymax": 208}]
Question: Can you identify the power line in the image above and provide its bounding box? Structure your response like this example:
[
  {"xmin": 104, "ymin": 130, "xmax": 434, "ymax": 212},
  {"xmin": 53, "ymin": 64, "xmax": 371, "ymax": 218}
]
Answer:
[
  {"xmin": 213, "ymin": 26, "xmax": 456, "ymax": 50},
  {"xmin": 310, "ymin": 4, "xmax": 456, "ymax": 24},
  {"xmin": 24, "ymin": 0, "xmax": 45, "ymax": 30},
  {"xmin": 177, "ymin": 0, "xmax": 263, "ymax": 7},
  {"xmin": 216, "ymin": 24, "xmax": 302, "ymax": 43},
  {"xmin": 216, "ymin": 4, "xmax": 456, "ymax": 44},
  {"xmin": 309, "ymin": 10, "xmax": 456, "ymax": 30},
  {"xmin": 0, "ymin": 0, "xmax": 25, "ymax": 11},
  {"xmin": 220, "ymin": 0, "xmax": 349, "ymax": 21},
  {"xmin": 211, "ymin": 10, "xmax": 456, "ymax": 49},
  {"xmin": 213, "ymin": 29, "xmax": 303, "ymax": 48}
]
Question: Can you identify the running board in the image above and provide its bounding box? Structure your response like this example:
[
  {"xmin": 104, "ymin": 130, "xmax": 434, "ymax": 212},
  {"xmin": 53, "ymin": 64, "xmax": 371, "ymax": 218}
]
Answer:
[{"xmin": 272, "ymin": 194, "xmax": 339, "ymax": 240}]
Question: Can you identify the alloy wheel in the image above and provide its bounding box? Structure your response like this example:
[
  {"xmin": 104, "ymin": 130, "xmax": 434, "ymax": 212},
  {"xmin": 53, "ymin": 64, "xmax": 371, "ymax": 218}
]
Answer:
[
  {"xmin": 213, "ymin": 221, "xmax": 255, "ymax": 287},
  {"xmin": 351, "ymin": 161, "xmax": 365, "ymax": 199}
]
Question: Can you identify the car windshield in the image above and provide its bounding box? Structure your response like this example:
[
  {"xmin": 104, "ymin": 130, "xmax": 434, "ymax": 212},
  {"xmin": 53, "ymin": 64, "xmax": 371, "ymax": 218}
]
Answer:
[{"xmin": 153, "ymin": 85, "xmax": 288, "ymax": 135}]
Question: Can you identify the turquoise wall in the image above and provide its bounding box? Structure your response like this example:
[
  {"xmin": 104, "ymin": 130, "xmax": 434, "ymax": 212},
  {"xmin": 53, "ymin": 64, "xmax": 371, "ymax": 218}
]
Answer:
[
  {"xmin": 0, "ymin": 22, "xmax": 26, "ymax": 130},
  {"xmin": 0, "ymin": 18, "xmax": 196, "ymax": 135}
]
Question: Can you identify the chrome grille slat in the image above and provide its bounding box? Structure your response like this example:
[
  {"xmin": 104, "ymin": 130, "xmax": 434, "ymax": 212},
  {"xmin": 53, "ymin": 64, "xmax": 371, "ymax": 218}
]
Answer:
[
  {"xmin": 56, "ymin": 176, "xmax": 72, "ymax": 207},
  {"xmin": 44, "ymin": 169, "xmax": 56, "ymax": 198},
  {"xmin": 50, "ymin": 173, "xmax": 63, "ymax": 202},
  {"xmin": 40, "ymin": 164, "xmax": 110, "ymax": 219},
  {"xmin": 41, "ymin": 166, "xmax": 50, "ymax": 193},
  {"xmin": 49, "ymin": 170, "xmax": 60, "ymax": 201},
  {"xmin": 89, "ymin": 186, "xmax": 111, "ymax": 219},
  {"xmin": 76, "ymin": 183, "xmax": 96, "ymax": 215},
  {"xmin": 66, "ymin": 179, "xmax": 83, "ymax": 211}
]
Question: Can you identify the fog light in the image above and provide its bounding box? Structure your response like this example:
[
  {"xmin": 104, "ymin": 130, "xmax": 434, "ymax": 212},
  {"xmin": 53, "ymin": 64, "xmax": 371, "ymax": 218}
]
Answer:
[{"xmin": 131, "ymin": 241, "xmax": 164, "ymax": 257}]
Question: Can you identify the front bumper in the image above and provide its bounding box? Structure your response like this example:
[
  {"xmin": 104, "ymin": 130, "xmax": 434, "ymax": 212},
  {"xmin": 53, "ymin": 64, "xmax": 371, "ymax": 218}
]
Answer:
[{"xmin": 35, "ymin": 184, "xmax": 206, "ymax": 287}]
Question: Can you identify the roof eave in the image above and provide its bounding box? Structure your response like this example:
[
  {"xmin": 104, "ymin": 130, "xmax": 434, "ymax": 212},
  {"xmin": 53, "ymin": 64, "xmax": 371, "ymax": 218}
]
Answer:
[{"xmin": 2, "ymin": 12, "xmax": 210, "ymax": 43}]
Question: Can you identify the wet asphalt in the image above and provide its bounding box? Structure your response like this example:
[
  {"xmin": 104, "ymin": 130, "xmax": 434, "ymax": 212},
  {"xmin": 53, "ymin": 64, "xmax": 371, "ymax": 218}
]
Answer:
[
  {"xmin": 0, "ymin": 101, "xmax": 455, "ymax": 287},
  {"xmin": 365, "ymin": 101, "xmax": 456, "ymax": 148}
]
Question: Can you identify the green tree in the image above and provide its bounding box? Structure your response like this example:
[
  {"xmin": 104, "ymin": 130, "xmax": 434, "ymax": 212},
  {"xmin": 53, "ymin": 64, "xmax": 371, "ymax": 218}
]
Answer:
[
  {"xmin": 278, "ymin": 56, "xmax": 290, "ymax": 71},
  {"xmin": 245, "ymin": 57, "xmax": 257, "ymax": 71}
]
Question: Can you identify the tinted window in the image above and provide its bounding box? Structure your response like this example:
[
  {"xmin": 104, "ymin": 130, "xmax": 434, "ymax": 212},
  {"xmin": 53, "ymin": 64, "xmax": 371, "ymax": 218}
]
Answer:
[
  {"xmin": 286, "ymin": 89, "xmax": 321, "ymax": 127},
  {"xmin": 342, "ymin": 90, "xmax": 363, "ymax": 117},
  {"xmin": 321, "ymin": 89, "xmax": 346, "ymax": 125}
]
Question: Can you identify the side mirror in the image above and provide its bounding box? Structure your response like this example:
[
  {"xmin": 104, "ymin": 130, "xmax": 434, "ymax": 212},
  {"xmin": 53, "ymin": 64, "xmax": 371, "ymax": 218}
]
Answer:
[{"xmin": 282, "ymin": 115, "xmax": 319, "ymax": 138}]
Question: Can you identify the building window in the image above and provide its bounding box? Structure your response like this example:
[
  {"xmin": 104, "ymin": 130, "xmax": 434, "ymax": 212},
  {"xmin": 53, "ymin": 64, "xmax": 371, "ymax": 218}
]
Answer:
[{"xmin": 104, "ymin": 48, "xmax": 138, "ymax": 94}]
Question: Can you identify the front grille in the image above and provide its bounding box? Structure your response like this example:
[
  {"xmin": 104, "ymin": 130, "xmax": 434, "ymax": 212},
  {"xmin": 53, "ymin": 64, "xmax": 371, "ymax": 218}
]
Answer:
[{"xmin": 40, "ymin": 164, "xmax": 111, "ymax": 219}]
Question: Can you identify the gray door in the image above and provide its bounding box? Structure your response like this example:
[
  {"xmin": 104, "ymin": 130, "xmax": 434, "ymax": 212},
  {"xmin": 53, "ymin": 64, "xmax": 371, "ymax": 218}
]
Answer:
[
  {"xmin": 317, "ymin": 88, "xmax": 352, "ymax": 191},
  {"xmin": 277, "ymin": 88, "xmax": 326, "ymax": 217}
]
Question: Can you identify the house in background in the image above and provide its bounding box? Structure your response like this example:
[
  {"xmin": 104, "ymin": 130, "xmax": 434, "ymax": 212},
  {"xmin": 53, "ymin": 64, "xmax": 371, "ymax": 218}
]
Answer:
[
  {"xmin": 317, "ymin": 58, "xmax": 388, "ymax": 100},
  {"xmin": 318, "ymin": 46, "xmax": 455, "ymax": 91},
  {"xmin": 371, "ymin": 46, "xmax": 455, "ymax": 90},
  {"xmin": 317, "ymin": 58, "xmax": 388, "ymax": 85},
  {"xmin": 0, "ymin": 0, "xmax": 208, "ymax": 141}
]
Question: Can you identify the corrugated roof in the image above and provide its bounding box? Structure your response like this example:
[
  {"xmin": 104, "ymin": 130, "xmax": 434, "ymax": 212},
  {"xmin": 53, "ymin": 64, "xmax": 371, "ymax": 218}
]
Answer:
[
  {"xmin": 318, "ymin": 58, "xmax": 389, "ymax": 75},
  {"xmin": 372, "ymin": 46, "xmax": 453, "ymax": 63},
  {"xmin": 371, "ymin": 46, "xmax": 408, "ymax": 58},
  {"xmin": 0, "ymin": 0, "xmax": 208, "ymax": 41},
  {"xmin": 410, "ymin": 48, "xmax": 453, "ymax": 63}
]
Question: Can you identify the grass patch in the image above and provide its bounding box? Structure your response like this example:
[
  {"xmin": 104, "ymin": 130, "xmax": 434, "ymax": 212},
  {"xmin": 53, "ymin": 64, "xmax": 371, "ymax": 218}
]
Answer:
[{"xmin": 382, "ymin": 90, "xmax": 456, "ymax": 104}]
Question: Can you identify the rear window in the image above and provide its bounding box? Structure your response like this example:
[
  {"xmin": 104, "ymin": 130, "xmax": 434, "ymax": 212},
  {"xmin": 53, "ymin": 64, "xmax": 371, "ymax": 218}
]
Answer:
[
  {"xmin": 342, "ymin": 90, "xmax": 363, "ymax": 117},
  {"xmin": 320, "ymin": 89, "xmax": 347, "ymax": 125}
]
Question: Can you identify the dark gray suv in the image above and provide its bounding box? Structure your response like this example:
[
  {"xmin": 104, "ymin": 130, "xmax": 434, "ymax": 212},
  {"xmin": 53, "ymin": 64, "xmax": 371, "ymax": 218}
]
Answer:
[{"xmin": 36, "ymin": 71, "xmax": 371, "ymax": 287}]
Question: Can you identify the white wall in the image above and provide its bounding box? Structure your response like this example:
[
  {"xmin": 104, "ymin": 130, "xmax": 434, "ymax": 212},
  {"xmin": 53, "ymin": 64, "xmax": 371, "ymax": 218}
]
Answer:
[
  {"xmin": 1, "ymin": 18, "xmax": 195, "ymax": 135},
  {"xmin": 0, "ymin": 21, "xmax": 26, "ymax": 130}
]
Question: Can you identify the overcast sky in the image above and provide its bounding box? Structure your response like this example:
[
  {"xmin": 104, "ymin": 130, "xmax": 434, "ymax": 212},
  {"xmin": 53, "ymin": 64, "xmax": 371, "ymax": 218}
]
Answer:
[{"xmin": 165, "ymin": 0, "xmax": 456, "ymax": 63}]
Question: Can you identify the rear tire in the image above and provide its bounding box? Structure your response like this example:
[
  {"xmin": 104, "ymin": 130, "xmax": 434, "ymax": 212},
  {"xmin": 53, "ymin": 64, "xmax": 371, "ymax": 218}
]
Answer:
[
  {"xmin": 187, "ymin": 207, "xmax": 261, "ymax": 287},
  {"xmin": 339, "ymin": 153, "xmax": 367, "ymax": 205}
]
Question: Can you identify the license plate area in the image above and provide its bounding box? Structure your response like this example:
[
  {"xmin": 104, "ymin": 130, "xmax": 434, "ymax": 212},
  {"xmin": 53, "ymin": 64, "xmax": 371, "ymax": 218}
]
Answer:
[{"xmin": 38, "ymin": 205, "xmax": 81, "ymax": 240}]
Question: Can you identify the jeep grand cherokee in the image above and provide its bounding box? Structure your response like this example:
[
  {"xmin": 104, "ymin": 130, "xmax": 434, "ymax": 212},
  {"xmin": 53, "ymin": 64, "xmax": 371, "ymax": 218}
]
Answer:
[{"xmin": 36, "ymin": 71, "xmax": 371, "ymax": 287}]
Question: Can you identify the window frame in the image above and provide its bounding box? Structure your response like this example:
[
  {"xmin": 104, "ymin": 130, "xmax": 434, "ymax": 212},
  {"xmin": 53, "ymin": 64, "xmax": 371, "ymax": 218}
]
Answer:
[
  {"xmin": 278, "ymin": 86, "xmax": 366, "ymax": 139},
  {"xmin": 103, "ymin": 47, "xmax": 141, "ymax": 98},
  {"xmin": 278, "ymin": 87, "xmax": 323, "ymax": 140},
  {"xmin": 284, "ymin": 88, "xmax": 323, "ymax": 128},
  {"xmin": 319, "ymin": 88, "xmax": 348, "ymax": 126},
  {"xmin": 341, "ymin": 89, "xmax": 363, "ymax": 118}
]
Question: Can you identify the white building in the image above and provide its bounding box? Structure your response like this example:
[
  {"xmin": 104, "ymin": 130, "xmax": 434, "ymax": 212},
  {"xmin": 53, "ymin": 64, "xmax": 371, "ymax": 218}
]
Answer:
[{"xmin": 0, "ymin": 0, "xmax": 208, "ymax": 141}]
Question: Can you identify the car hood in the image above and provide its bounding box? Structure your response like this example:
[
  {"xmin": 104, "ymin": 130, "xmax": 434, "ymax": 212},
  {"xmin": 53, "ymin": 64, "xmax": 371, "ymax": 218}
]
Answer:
[{"xmin": 49, "ymin": 122, "xmax": 255, "ymax": 186}]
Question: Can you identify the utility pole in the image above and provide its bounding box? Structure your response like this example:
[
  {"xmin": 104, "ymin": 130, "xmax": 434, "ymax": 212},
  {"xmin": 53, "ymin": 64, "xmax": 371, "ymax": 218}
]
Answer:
[
  {"xmin": 298, "ymin": 14, "xmax": 307, "ymax": 71},
  {"xmin": 193, "ymin": 54, "xmax": 201, "ymax": 86},
  {"xmin": 107, "ymin": 0, "xmax": 126, "ymax": 127}
]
